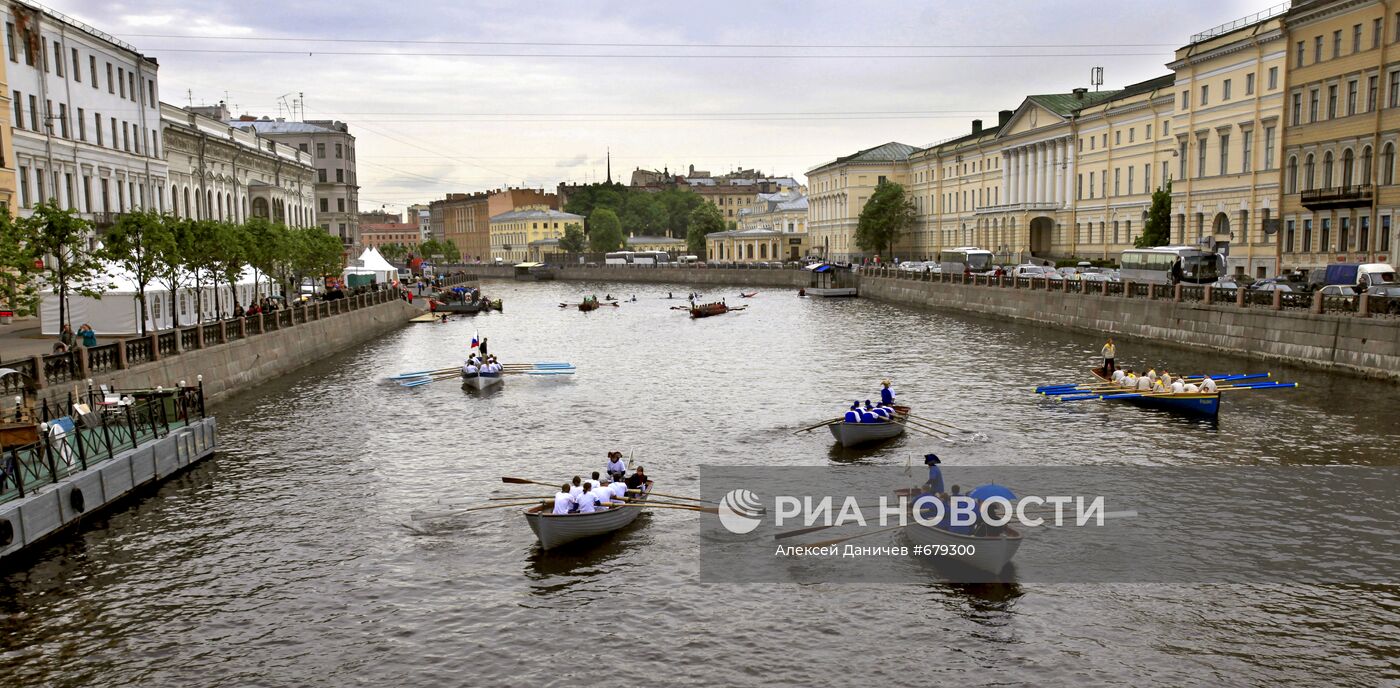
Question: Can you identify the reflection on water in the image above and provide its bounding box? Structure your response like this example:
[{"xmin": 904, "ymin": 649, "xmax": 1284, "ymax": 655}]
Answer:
[{"xmin": 1, "ymin": 278, "xmax": 1396, "ymax": 685}]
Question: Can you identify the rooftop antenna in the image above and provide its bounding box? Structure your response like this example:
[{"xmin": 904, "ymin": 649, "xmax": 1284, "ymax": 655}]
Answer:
[
  {"xmin": 1090, "ymin": 66, "xmax": 1104, "ymax": 92},
  {"xmin": 186, "ymin": 88, "xmax": 193, "ymax": 107}
]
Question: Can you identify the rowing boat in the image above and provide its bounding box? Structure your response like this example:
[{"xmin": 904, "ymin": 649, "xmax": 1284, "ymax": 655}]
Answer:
[
  {"xmin": 523, "ymin": 484, "xmax": 652, "ymax": 549},
  {"xmin": 903, "ymin": 520, "xmax": 1022, "ymax": 575},
  {"xmin": 1088, "ymin": 369, "xmax": 1219, "ymax": 417},
  {"xmin": 827, "ymin": 405, "xmax": 910, "ymax": 447},
  {"xmin": 690, "ymin": 303, "xmax": 746, "ymax": 318},
  {"xmin": 461, "ymin": 371, "xmax": 504, "ymax": 390}
]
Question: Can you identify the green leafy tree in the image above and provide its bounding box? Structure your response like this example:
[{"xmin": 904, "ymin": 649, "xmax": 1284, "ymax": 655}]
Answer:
[
  {"xmin": 166, "ymin": 218, "xmax": 209, "ymax": 322},
  {"xmin": 587, "ymin": 208, "xmax": 625, "ymax": 253},
  {"xmin": 685, "ymin": 203, "xmax": 725, "ymax": 257},
  {"xmin": 657, "ymin": 188, "xmax": 704, "ymax": 238},
  {"xmin": 242, "ymin": 217, "xmax": 288, "ymax": 300},
  {"xmin": 378, "ymin": 242, "xmax": 409, "ymax": 262},
  {"xmin": 0, "ymin": 212, "xmax": 42, "ymax": 318},
  {"xmin": 20, "ymin": 202, "xmax": 111, "ymax": 331},
  {"xmin": 289, "ymin": 227, "xmax": 342, "ymax": 294},
  {"xmin": 855, "ymin": 181, "xmax": 916, "ymax": 260},
  {"xmin": 563, "ymin": 182, "xmax": 626, "ymax": 217},
  {"xmin": 100, "ymin": 210, "xmax": 174, "ymax": 335},
  {"xmin": 726, "ymin": 220, "xmax": 738, "ymax": 231},
  {"xmin": 621, "ymin": 192, "xmax": 667, "ymax": 236},
  {"xmin": 1135, "ymin": 180, "xmax": 1173, "ymax": 248},
  {"xmin": 559, "ymin": 222, "xmax": 587, "ymax": 253}
]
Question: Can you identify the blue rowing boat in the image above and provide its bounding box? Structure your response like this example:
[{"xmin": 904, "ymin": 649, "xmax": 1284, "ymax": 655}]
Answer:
[{"xmin": 1088, "ymin": 369, "xmax": 1220, "ymax": 418}]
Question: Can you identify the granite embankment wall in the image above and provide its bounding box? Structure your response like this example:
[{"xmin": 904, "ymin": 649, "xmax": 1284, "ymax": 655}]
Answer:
[
  {"xmin": 859, "ymin": 275, "xmax": 1400, "ymax": 382},
  {"xmin": 474, "ymin": 265, "xmax": 809, "ymax": 288}
]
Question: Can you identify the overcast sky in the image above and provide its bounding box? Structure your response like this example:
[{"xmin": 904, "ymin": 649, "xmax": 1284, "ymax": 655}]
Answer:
[{"xmin": 57, "ymin": 0, "xmax": 1266, "ymax": 212}]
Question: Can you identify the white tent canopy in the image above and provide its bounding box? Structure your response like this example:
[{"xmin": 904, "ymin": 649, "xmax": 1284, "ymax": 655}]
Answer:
[
  {"xmin": 344, "ymin": 247, "xmax": 397, "ymax": 284},
  {"xmin": 41, "ymin": 263, "xmax": 279, "ymax": 336}
]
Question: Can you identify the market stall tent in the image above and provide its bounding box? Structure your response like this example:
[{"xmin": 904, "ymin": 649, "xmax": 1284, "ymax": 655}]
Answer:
[{"xmin": 41, "ymin": 264, "xmax": 278, "ymax": 336}]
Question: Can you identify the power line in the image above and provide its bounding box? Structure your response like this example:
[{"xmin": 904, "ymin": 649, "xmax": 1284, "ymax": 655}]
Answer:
[
  {"xmin": 118, "ymin": 33, "xmax": 1179, "ymax": 49},
  {"xmin": 137, "ymin": 48, "xmax": 1163, "ymax": 59}
]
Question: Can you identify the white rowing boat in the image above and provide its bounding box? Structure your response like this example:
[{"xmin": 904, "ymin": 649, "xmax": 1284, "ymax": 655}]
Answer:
[
  {"xmin": 827, "ymin": 405, "xmax": 910, "ymax": 448},
  {"xmin": 461, "ymin": 372, "xmax": 504, "ymax": 390},
  {"xmin": 523, "ymin": 484, "xmax": 652, "ymax": 549},
  {"xmin": 903, "ymin": 520, "xmax": 1022, "ymax": 575}
]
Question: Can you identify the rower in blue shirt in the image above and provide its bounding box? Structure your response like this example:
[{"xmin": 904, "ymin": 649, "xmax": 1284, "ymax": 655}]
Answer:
[
  {"xmin": 880, "ymin": 379, "xmax": 895, "ymax": 406},
  {"xmin": 865, "ymin": 400, "xmax": 889, "ymax": 419},
  {"xmin": 858, "ymin": 402, "xmax": 879, "ymax": 423},
  {"xmin": 844, "ymin": 402, "xmax": 860, "ymax": 423}
]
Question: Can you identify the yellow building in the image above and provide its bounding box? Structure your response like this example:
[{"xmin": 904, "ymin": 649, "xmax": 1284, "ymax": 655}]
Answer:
[
  {"xmin": 706, "ymin": 227, "xmax": 795, "ymax": 263},
  {"xmin": 1170, "ymin": 11, "xmax": 1288, "ymax": 278},
  {"xmin": 0, "ymin": 52, "xmax": 15, "ymax": 213},
  {"xmin": 1280, "ymin": 0, "xmax": 1399, "ymax": 275},
  {"xmin": 807, "ymin": 142, "xmax": 916, "ymax": 262},
  {"xmin": 489, "ymin": 205, "xmax": 583, "ymax": 263}
]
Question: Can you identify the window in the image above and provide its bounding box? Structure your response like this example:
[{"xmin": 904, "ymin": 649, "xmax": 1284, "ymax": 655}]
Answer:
[
  {"xmin": 1376, "ymin": 17, "xmax": 1385, "ymax": 49},
  {"xmin": 1370, "ymin": 75, "xmax": 1380, "ymax": 111},
  {"xmin": 10, "ymin": 91, "xmax": 18, "ymax": 130},
  {"xmin": 95, "ymin": 112, "xmax": 103, "ymax": 146},
  {"xmin": 1310, "ymin": 88, "xmax": 1320, "ymax": 121},
  {"xmin": 1146, "ymin": 123, "xmax": 1153, "ymax": 139},
  {"xmin": 1392, "ymin": 71, "xmax": 1400, "ymax": 108},
  {"xmin": 71, "ymin": 47, "xmax": 79, "ymax": 82},
  {"xmin": 1292, "ymin": 93, "xmax": 1302, "ymax": 125},
  {"xmin": 1128, "ymin": 166, "xmax": 1135, "ymax": 194},
  {"xmin": 1344, "ymin": 149, "xmax": 1356, "ymax": 186},
  {"xmin": 128, "ymin": 72, "xmax": 135, "ymax": 102},
  {"xmin": 1114, "ymin": 168, "xmax": 1121, "ymax": 195},
  {"xmin": 1115, "ymin": 130, "xmax": 1121, "ymax": 146},
  {"xmin": 1090, "ymin": 136, "xmax": 1095, "ymax": 150},
  {"xmin": 1223, "ymin": 79, "xmax": 1232, "ymax": 101},
  {"xmin": 148, "ymin": 81, "xmax": 155, "ymax": 107},
  {"xmin": 337, "ymin": 198, "xmax": 345, "ymax": 212},
  {"xmin": 1181, "ymin": 90, "xmax": 1190, "ymax": 109},
  {"xmin": 1242, "ymin": 130, "xmax": 1253, "ymax": 173},
  {"xmin": 335, "ymin": 143, "xmax": 343, "ymax": 158},
  {"xmin": 1363, "ymin": 146, "xmax": 1374, "ymax": 183},
  {"xmin": 1296, "ymin": 40, "xmax": 1306, "ymax": 66},
  {"xmin": 89, "ymin": 56, "xmax": 96, "ymax": 89},
  {"xmin": 1361, "ymin": 216, "xmax": 1370, "ymax": 251},
  {"xmin": 336, "ymin": 168, "xmax": 344, "ymax": 183},
  {"xmin": 1245, "ymin": 73, "xmax": 1255, "ymax": 96},
  {"xmin": 122, "ymin": 122, "xmax": 130, "ymax": 152},
  {"xmin": 1384, "ymin": 216, "xmax": 1392, "ymax": 252},
  {"xmin": 118, "ymin": 67, "xmax": 125, "ymax": 98},
  {"xmin": 1220, "ymin": 133, "xmax": 1230, "ymax": 174},
  {"xmin": 106, "ymin": 63, "xmax": 113, "ymax": 93},
  {"xmin": 52, "ymin": 41, "xmax": 62, "ymax": 77},
  {"xmin": 1201, "ymin": 84, "xmax": 1209, "ymax": 106},
  {"xmin": 1305, "ymin": 154, "xmax": 1315, "ymax": 190},
  {"xmin": 1328, "ymin": 85, "xmax": 1338, "ymax": 118},
  {"xmin": 1287, "ymin": 156, "xmax": 1299, "ymax": 193},
  {"xmin": 315, "ymin": 142, "xmax": 325, "ymax": 158},
  {"xmin": 1197, "ymin": 137, "xmax": 1207, "ymax": 178},
  {"xmin": 17, "ymin": 166, "xmax": 27, "ymax": 207},
  {"xmin": 4, "ymin": 23, "xmax": 12, "ymax": 62},
  {"xmin": 1323, "ymin": 151, "xmax": 1334, "ymax": 188},
  {"xmin": 1089, "ymin": 172, "xmax": 1095, "ymax": 199},
  {"xmin": 1315, "ymin": 35, "xmax": 1324, "ymax": 63},
  {"xmin": 1333, "ymin": 29, "xmax": 1343, "ymax": 58},
  {"xmin": 298, "ymin": 143, "xmax": 308, "ymax": 152},
  {"xmin": 1077, "ymin": 174, "xmax": 1082, "ymax": 199},
  {"xmin": 1348, "ymin": 80, "xmax": 1358, "ymax": 115},
  {"xmin": 1286, "ymin": 220, "xmax": 1295, "ymax": 252},
  {"xmin": 57, "ymin": 103, "xmax": 67, "ymax": 138},
  {"xmin": 1144, "ymin": 163, "xmax": 1151, "ymax": 190},
  {"xmin": 1354, "ymin": 23, "xmax": 1363, "ymax": 53},
  {"xmin": 27, "ymin": 95, "xmax": 36, "ymax": 131},
  {"xmin": 1264, "ymin": 126, "xmax": 1276, "ymax": 170},
  {"xmin": 317, "ymin": 169, "xmax": 326, "ymax": 182},
  {"xmin": 1268, "ymin": 66, "xmax": 1278, "ymax": 90},
  {"xmin": 1179, "ymin": 141, "xmax": 1188, "ymax": 178},
  {"xmin": 1385, "ymin": 143, "xmax": 1396, "ymax": 185},
  {"xmin": 1321, "ymin": 218, "xmax": 1331, "ymax": 250},
  {"xmin": 1303, "ymin": 219, "xmax": 1313, "ymax": 252}
]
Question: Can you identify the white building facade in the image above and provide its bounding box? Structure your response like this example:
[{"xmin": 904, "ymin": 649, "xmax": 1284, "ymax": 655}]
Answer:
[{"xmin": 2, "ymin": 1, "xmax": 167, "ymax": 228}]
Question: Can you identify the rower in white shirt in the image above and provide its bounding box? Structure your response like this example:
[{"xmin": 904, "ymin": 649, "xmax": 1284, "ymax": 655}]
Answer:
[
  {"xmin": 1171, "ymin": 379, "xmax": 1186, "ymax": 394},
  {"xmin": 1111, "ymin": 369, "xmax": 1126, "ymax": 384},
  {"xmin": 590, "ymin": 481, "xmax": 614, "ymax": 510},
  {"xmin": 575, "ymin": 482, "xmax": 598, "ymax": 513},
  {"xmin": 463, "ymin": 360, "xmax": 478, "ymax": 375},
  {"xmin": 609, "ymin": 478, "xmax": 629, "ymax": 502},
  {"xmin": 1184, "ymin": 383, "xmax": 1200, "ymax": 393},
  {"xmin": 1200, "ymin": 376, "xmax": 1218, "ymax": 393},
  {"xmin": 1136, "ymin": 375, "xmax": 1152, "ymax": 391},
  {"xmin": 552, "ymin": 484, "xmax": 574, "ymax": 515},
  {"xmin": 568, "ymin": 476, "xmax": 584, "ymax": 499}
]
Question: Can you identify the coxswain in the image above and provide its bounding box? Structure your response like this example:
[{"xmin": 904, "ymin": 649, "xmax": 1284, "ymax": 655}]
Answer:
[
  {"xmin": 606, "ymin": 451, "xmax": 627, "ymax": 482},
  {"xmin": 625, "ymin": 466, "xmax": 650, "ymax": 493},
  {"xmin": 921, "ymin": 454, "xmax": 945, "ymax": 496},
  {"xmin": 575, "ymin": 482, "xmax": 598, "ymax": 513},
  {"xmin": 880, "ymin": 379, "xmax": 895, "ymax": 406},
  {"xmin": 479, "ymin": 337, "xmax": 489, "ymax": 358},
  {"xmin": 844, "ymin": 402, "xmax": 860, "ymax": 423},
  {"xmin": 1200, "ymin": 376, "xmax": 1218, "ymax": 393},
  {"xmin": 552, "ymin": 484, "xmax": 574, "ymax": 515},
  {"xmin": 1101, "ymin": 338, "xmax": 1117, "ymax": 376}
]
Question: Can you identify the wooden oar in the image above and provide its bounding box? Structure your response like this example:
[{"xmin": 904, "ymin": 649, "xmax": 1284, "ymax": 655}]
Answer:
[
  {"xmin": 891, "ymin": 419, "xmax": 945, "ymax": 439},
  {"xmin": 895, "ymin": 417, "xmax": 952, "ymax": 437},
  {"xmin": 905, "ymin": 414, "xmax": 973, "ymax": 433},
  {"xmin": 804, "ymin": 525, "xmax": 904, "ymax": 549},
  {"xmin": 1059, "ymin": 381, "xmax": 1295, "ymax": 402},
  {"xmin": 410, "ymin": 500, "xmax": 546, "ymax": 521},
  {"xmin": 627, "ymin": 489, "xmax": 719, "ymax": 506},
  {"xmin": 793, "ymin": 417, "xmax": 843, "ymax": 434},
  {"xmin": 617, "ymin": 502, "xmax": 717, "ymax": 514}
]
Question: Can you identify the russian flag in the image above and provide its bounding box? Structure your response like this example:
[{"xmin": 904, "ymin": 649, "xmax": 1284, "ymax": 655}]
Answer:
[{"xmin": 470, "ymin": 331, "xmax": 479, "ymax": 349}]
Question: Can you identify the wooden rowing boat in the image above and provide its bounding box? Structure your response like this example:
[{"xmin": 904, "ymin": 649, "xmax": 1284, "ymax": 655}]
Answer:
[
  {"xmin": 827, "ymin": 405, "xmax": 910, "ymax": 447},
  {"xmin": 578, "ymin": 299, "xmax": 599, "ymax": 312},
  {"xmin": 461, "ymin": 371, "xmax": 504, "ymax": 390},
  {"xmin": 523, "ymin": 484, "xmax": 652, "ymax": 549},
  {"xmin": 689, "ymin": 303, "xmax": 746, "ymax": 318},
  {"xmin": 903, "ymin": 520, "xmax": 1022, "ymax": 575},
  {"xmin": 1088, "ymin": 369, "xmax": 1219, "ymax": 417}
]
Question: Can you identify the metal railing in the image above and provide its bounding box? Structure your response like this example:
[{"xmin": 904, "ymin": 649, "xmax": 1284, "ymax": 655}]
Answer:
[{"xmin": 1189, "ymin": 2, "xmax": 1289, "ymax": 44}]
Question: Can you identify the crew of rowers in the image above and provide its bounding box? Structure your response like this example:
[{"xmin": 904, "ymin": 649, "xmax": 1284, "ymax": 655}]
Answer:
[
  {"xmin": 462, "ymin": 354, "xmax": 502, "ymax": 376},
  {"xmin": 1110, "ymin": 368, "xmax": 1218, "ymax": 394},
  {"xmin": 550, "ymin": 451, "xmax": 652, "ymax": 515},
  {"xmin": 842, "ymin": 380, "xmax": 898, "ymax": 423}
]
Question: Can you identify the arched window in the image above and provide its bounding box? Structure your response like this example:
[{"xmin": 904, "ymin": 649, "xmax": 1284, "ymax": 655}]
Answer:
[
  {"xmin": 216, "ymin": 193, "xmax": 224, "ymax": 221},
  {"xmin": 226, "ymin": 194, "xmax": 233, "ymax": 222},
  {"xmin": 1304, "ymin": 154, "xmax": 1315, "ymax": 191},
  {"xmin": 1385, "ymin": 143, "xmax": 1396, "ymax": 185},
  {"xmin": 1342, "ymin": 148, "xmax": 1355, "ymax": 187},
  {"xmin": 252, "ymin": 197, "xmax": 270, "ymax": 219},
  {"xmin": 1287, "ymin": 156, "xmax": 1298, "ymax": 193},
  {"xmin": 170, "ymin": 185, "xmax": 180, "ymax": 217},
  {"xmin": 1362, "ymin": 146, "xmax": 1373, "ymax": 185},
  {"xmin": 184, "ymin": 188, "xmax": 191, "ymax": 219},
  {"xmin": 1323, "ymin": 151, "xmax": 1334, "ymax": 188}
]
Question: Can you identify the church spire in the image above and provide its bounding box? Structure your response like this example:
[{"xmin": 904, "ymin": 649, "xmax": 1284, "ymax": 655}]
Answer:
[{"xmin": 606, "ymin": 147, "xmax": 612, "ymax": 184}]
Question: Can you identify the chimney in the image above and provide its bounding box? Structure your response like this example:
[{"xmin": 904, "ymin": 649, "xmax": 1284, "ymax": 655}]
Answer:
[
  {"xmin": 1073, "ymin": 87, "xmax": 1088, "ymax": 100},
  {"xmin": 998, "ymin": 110, "xmax": 1013, "ymax": 126},
  {"xmin": 972, "ymin": 119, "xmax": 983, "ymax": 135}
]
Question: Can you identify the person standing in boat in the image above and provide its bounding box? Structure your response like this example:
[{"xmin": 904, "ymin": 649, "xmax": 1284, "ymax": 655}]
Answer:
[
  {"xmin": 479, "ymin": 337, "xmax": 489, "ymax": 358},
  {"xmin": 1101, "ymin": 338, "xmax": 1117, "ymax": 376},
  {"xmin": 921, "ymin": 454, "xmax": 945, "ymax": 496},
  {"xmin": 553, "ymin": 484, "xmax": 574, "ymax": 515},
  {"xmin": 606, "ymin": 452, "xmax": 627, "ymax": 482},
  {"xmin": 880, "ymin": 380, "xmax": 895, "ymax": 406}
]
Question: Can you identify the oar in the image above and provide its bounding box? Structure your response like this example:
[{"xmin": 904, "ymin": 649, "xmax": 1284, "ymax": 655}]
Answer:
[
  {"xmin": 627, "ymin": 489, "xmax": 721, "ymax": 507},
  {"xmin": 410, "ymin": 500, "xmax": 547, "ymax": 521},
  {"xmin": 522, "ymin": 370, "xmax": 574, "ymax": 376},
  {"xmin": 793, "ymin": 417, "xmax": 843, "ymax": 434},
  {"xmin": 471, "ymin": 495, "xmax": 711, "ymax": 510},
  {"xmin": 891, "ymin": 419, "xmax": 946, "ymax": 439},
  {"xmin": 617, "ymin": 502, "xmax": 718, "ymax": 514},
  {"xmin": 1038, "ymin": 373, "xmax": 1269, "ymax": 394},
  {"xmin": 895, "ymin": 417, "xmax": 952, "ymax": 437},
  {"xmin": 904, "ymin": 414, "xmax": 974, "ymax": 433},
  {"xmin": 804, "ymin": 525, "xmax": 905, "ymax": 549},
  {"xmin": 502, "ymin": 476, "xmax": 557, "ymax": 488},
  {"xmin": 1060, "ymin": 381, "xmax": 1296, "ymax": 402},
  {"xmin": 389, "ymin": 367, "xmax": 457, "ymax": 380}
]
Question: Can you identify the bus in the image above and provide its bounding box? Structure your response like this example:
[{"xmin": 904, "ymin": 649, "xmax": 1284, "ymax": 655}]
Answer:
[
  {"xmin": 937, "ymin": 247, "xmax": 995, "ymax": 275},
  {"xmin": 1119, "ymin": 246, "xmax": 1226, "ymax": 285},
  {"xmin": 604, "ymin": 251, "xmax": 635, "ymax": 266},
  {"xmin": 632, "ymin": 251, "xmax": 671, "ymax": 266}
]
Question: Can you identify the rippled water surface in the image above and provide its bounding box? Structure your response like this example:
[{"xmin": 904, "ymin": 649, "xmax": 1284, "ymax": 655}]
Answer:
[{"xmin": 2, "ymin": 278, "xmax": 1398, "ymax": 686}]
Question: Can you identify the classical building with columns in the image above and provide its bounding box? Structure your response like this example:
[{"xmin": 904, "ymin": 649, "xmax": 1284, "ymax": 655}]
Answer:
[{"xmin": 807, "ymin": 142, "xmax": 916, "ymax": 262}]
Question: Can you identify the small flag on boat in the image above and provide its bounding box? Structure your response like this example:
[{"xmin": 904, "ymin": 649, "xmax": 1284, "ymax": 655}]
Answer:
[{"xmin": 470, "ymin": 331, "xmax": 479, "ymax": 349}]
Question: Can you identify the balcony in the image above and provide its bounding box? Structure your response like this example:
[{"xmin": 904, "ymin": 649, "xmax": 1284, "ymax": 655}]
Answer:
[
  {"xmin": 974, "ymin": 201, "xmax": 1063, "ymax": 215},
  {"xmin": 1301, "ymin": 184, "xmax": 1373, "ymax": 210}
]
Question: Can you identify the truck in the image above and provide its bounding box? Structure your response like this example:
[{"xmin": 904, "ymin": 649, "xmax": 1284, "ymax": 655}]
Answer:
[{"xmin": 1322, "ymin": 263, "xmax": 1397, "ymax": 289}]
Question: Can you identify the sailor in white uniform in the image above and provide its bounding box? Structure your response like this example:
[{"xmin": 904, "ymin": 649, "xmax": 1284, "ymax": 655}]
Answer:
[
  {"xmin": 463, "ymin": 360, "xmax": 478, "ymax": 376},
  {"xmin": 1171, "ymin": 379, "xmax": 1186, "ymax": 394},
  {"xmin": 610, "ymin": 478, "xmax": 629, "ymax": 502},
  {"xmin": 1111, "ymin": 369, "xmax": 1126, "ymax": 384},
  {"xmin": 590, "ymin": 481, "xmax": 614, "ymax": 510},
  {"xmin": 568, "ymin": 476, "xmax": 584, "ymax": 499},
  {"xmin": 1136, "ymin": 375, "xmax": 1152, "ymax": 391},
  {"xmin": 575, "ymin": 482, "xmax": 598, "ymax": 513},
  {"xmin": 552, "ymin": 484, "xmax": 574, "ymax": 515},
  {"xmin": 1200, "ymin": 376, "xmax": 1218, "ymax": 393}
]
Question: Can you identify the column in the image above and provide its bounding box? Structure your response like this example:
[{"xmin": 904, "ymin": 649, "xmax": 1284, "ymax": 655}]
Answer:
[
  {"xmin": 1066, "ymin": 139, "xmax": 1076, "ymax": 204},
  {"xmin": 1031, "ymin": 145, "xmax": 1040, "ymax": 204},
  {"xmin": 1041, "ymin": 142, "xmax": 1051, "ymax": 203},
  {"xmin": 1010, "ymin": 151, "xmax": 1020, "ymax": 204},
  {"xmin": 1021, "ymin": 147, "xmax": 1031, "ymax": 204},
  {"xmin": 1001, "ymin": 152, "xmax": 1010, "ymax": 206},
  {"xmin": 1055, "ymin": 140, "xmax": 1066, "ymax": 204}
]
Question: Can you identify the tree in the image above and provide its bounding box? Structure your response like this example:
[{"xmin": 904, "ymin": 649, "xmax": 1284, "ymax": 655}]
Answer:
[
  {"xmin": 686, "ymin": 203, "xmax": 725, "ymax": 256},
  {"xmin": 621, "ymin": 192, "xmax": 667, "ymax": 236},
  {"xmin": 587, "ymin": 208, "xmax": 625, "ymax": 253},
  {"xmin": 1135, "ymin": 180, "xmax": 1173, "ymax": 248},
  {"xmin": 289, "ymin": 227, "xmax": 342, "ymax": 294},
  {"xmin": 378, "ymin": 242, "xmax": 408, "ymax": 262},
  {"xmin": 0, "ymin": 212, "xmax": 42, "ymax": 318},
  {"xmin": 657, "ymin": 188, "xmax": 705, "ymax": 238},
  {"xmin": 20, "ymin": 202, "xmax": 110, "ymax": 332},
  {"xmin": 559, "ymin": 223, "xmax": 587, "ymax": 253},
  {"xmin": 563, "ymin": 182, "xmax": 626, "ymax": 217},
  {"xmin": 101, "ymin": 210, "xmax": 173, "ymax": 335},
  {"xmin": 167, "ymin": 218, "xmax": 210, "ymax": 322},
  {"xmin": 242, "ymin": 217, "xmax": 287, "ymax": 300},
  {"xmin": 855, "ymin": 181, "xmax": 916, "ymax": 260}
]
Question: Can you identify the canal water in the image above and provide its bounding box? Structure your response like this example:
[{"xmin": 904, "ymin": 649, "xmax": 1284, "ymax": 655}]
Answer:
[{"xmin": 2, "ymin": 279, "xmax": 1397, "ymax": 685}]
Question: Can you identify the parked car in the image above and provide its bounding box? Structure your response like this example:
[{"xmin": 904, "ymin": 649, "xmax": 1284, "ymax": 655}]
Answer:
[
  {"xmin": 1210, "ymin": 279, "xmax": 1245, "ymax": 291},
  {"xmin": 1250, "ymin": 282, "xmax": 1297, "ymax": 293},
  {"xmin": 1011, "ymin": 264, "xmax": 1050, "ymax": 279},
  {"xmin": 1080, "ymin": 272, "xmax": 1111, "ymax": 283},
  {"xmin": 1366, "ymin": 285, "xmax": 1400, "ymax": 314},
  {"xmin": 1318, "ymin": 284, "xmax": 1358, "ymax": 310}
]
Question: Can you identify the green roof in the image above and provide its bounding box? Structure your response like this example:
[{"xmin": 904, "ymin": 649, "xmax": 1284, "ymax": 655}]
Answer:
[{"xmin": 1026, "ymin": 90, "xmax": 1125, "ymax": 117}]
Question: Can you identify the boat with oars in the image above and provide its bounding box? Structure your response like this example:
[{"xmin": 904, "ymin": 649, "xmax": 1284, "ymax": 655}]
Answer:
[
  {"xmin": 828, "ymin": 405, "xmax": 911, "ymax": 447},
  {"xmin": 1035, "ymin": 369, "xmax": 1297, "ymax": 419},
  {"xmin": 524, "ymin": 484, "xmax": 653, "ymax": 549},
  {"xmin": 689, "ymin": 302, "xmax": 746, "ymax": 318},
  {"xmin": 461, "ymin": 369, "xmax": 504, "ymax": 391}
]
